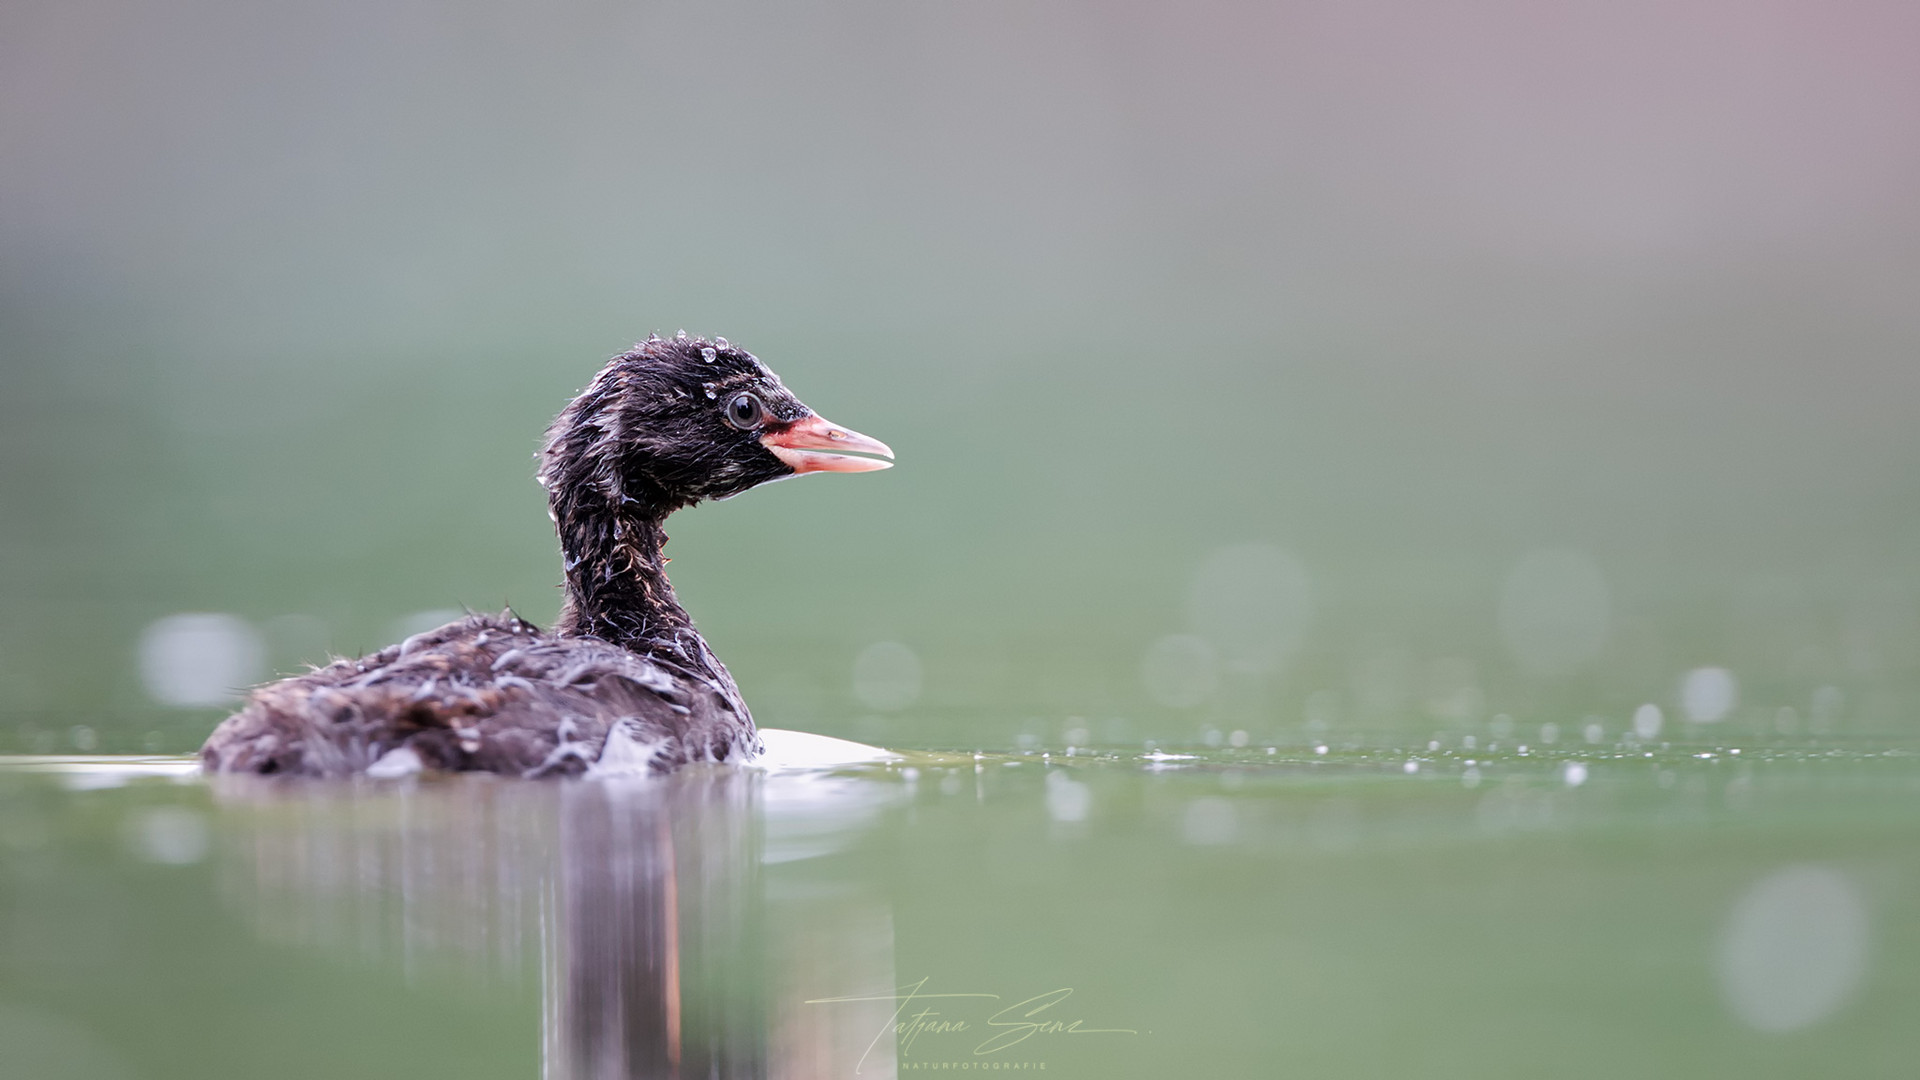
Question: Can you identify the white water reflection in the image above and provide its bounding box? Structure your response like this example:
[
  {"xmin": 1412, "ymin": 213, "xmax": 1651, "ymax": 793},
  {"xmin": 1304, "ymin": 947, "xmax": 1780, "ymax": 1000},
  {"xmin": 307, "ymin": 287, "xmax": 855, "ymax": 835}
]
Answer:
[
  {"xmin": 1045, "ymin": 770, "xmax": 1091, "ymax": 823},
  {"xmin": 126, "ymin": 806, "xmax": 210, "ymax": 865},
  {"xmin": 1182, "ymin": 797, "xmax": 1237, "ymax": 846},
  {"xmin": 1718, "ymin": 865, "xmax": 1868, "ymax": 1032},
  {"xmin": 137, "ymin": 613, "xmax": 264, "ymax": 707}
]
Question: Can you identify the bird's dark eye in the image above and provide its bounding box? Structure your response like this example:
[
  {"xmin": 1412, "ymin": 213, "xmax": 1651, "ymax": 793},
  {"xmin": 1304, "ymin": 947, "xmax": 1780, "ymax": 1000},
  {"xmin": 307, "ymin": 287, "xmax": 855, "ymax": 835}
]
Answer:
[{"xmin": 724, "ymin": 391, "xmax": 766, "ymax": 430}]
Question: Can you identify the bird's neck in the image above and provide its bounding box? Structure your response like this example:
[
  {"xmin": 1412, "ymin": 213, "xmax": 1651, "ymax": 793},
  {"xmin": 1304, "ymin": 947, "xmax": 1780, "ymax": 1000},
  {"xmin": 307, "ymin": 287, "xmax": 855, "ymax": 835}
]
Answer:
[
  {"xmin": 552, "ymin": 484, "xmax": 697, "ymax": 654},
  {"xmin": 550, "ymin": 484, "xmax": 750, "ymax": 719}
]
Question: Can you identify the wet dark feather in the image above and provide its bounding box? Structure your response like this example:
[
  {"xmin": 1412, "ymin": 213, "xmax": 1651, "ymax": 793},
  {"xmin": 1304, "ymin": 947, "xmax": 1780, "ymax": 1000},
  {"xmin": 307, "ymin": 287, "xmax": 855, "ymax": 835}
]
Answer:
[{"xmin": 200, "ymin": 612, "xmax": 756, "ymax": 778}]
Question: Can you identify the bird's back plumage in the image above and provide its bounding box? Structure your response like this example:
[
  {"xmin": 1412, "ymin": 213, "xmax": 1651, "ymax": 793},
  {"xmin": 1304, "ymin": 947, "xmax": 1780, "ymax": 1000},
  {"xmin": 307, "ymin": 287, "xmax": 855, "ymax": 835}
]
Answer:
[{"xmin": 200, "ymin": 612, "xmax": 757, "ymax": 778}]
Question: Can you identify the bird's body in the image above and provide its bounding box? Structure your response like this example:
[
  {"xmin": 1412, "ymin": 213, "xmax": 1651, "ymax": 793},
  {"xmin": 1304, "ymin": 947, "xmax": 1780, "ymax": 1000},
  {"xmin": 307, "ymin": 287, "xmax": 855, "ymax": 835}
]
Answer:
[
  {"xmin": 200, "ymin": 335, "xmax": 892, "ymax": 778},
  {"xmin": 197, "ymin": 612, "xmax": 752, "ymax": 778}
]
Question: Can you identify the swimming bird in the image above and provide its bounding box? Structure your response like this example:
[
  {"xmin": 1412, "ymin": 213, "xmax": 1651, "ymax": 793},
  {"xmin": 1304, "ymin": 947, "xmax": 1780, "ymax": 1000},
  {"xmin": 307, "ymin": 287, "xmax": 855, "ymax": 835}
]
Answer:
[{"xmin": 199, "ymin": 334, "xmax": 893, "ymax": 778}]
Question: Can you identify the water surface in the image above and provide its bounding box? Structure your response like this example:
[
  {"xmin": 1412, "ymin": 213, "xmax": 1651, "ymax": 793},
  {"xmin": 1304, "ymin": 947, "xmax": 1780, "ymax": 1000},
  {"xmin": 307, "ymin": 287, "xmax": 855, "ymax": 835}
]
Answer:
[{"xmin": 3, "ymin": 740, "xmax": 1914, "ymax": 1078}]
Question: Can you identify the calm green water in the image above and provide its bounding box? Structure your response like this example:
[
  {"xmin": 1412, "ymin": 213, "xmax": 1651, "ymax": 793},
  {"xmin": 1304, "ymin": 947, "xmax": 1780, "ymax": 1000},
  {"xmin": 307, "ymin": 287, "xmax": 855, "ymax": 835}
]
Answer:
[{"xmin": 3, "ymin": 743, "xmax": 1915, "ymax": 1078}]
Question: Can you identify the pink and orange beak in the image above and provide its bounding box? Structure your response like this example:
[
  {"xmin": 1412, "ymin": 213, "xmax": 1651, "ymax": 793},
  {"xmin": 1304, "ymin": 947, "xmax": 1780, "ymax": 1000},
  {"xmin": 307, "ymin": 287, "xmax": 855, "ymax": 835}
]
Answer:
[{"xmin": 760, "ymin": 414, "xmax": 895, "ymax": 474}]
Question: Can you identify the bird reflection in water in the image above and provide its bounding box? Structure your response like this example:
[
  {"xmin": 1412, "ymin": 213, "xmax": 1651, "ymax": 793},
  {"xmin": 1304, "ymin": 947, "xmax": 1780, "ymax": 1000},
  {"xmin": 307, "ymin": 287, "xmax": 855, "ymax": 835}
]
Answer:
[{"xmin": 215, "ymin": 768, "xmax": 899, "ymax": 1080}]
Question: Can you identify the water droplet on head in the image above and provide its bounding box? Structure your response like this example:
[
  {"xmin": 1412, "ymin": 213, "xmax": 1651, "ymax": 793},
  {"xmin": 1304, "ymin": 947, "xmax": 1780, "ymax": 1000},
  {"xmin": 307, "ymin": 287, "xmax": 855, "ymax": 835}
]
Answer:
[
  {"xmin": 701, "ymin": 347, "xmax": 717, "ymax": 363},
  {"xmin": 714, "ymin": 337, "xmax": 729, "ymax": 349}
]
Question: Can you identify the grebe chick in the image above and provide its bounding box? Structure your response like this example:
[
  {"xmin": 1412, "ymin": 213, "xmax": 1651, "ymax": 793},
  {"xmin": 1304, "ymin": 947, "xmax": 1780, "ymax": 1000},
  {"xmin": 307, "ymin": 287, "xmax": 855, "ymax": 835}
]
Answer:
[{"xmin": 199, "ymin": 334, "xmax": 892, "ymax": 778}]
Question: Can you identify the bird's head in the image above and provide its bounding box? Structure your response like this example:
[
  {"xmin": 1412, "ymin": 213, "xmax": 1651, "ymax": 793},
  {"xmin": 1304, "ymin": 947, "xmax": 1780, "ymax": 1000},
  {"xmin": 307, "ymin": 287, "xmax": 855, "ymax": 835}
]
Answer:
[{"xmin": 540, "ymin": 334, "xmax": 894, "ymax": 513}]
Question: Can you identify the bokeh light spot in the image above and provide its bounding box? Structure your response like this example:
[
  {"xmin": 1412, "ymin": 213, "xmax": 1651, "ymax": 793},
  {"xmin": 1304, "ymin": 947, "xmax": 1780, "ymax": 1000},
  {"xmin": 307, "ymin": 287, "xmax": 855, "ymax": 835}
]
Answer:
[
  {"xmin": 1632, "ymin": 703, "xmax": 1664, "ymax": 740},
  {"xmin": 1140, "ymin": 634, "xmax": 1218, "ymax": 709},
  {"xmin": 1184, "ymin": 544, "xmax": 1312, "ymax": 674},
  {"xmin": 390, "ymin": 609, "xmax": 463, "ymax": 643},
  {"xmin": 852, "ymin": 641, "xmax": 923, "ymax": 711},
  {"xmin": 1682, "ymin": 667, "xmax": 1738, "ymax": 724},
  {"xmin": 137, "ymin": 613, "xmax": 264, "ymax": 708},
  {"xmin": 1497, "ymin": 549, "xmax": 1611, "ymax": 676},
  {"xmin": 1719, "ymin": 865, "xmax": 1868, "ymax": 1032}
]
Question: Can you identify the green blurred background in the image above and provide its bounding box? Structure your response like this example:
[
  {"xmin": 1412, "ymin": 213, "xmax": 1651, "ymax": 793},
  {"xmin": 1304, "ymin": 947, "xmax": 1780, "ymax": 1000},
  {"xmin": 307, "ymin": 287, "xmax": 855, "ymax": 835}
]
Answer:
[{"xmin": 4, "ymin": 0, "xmax": 1918, "ymax": 753}]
